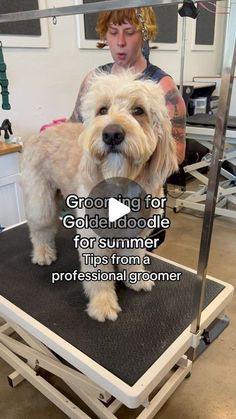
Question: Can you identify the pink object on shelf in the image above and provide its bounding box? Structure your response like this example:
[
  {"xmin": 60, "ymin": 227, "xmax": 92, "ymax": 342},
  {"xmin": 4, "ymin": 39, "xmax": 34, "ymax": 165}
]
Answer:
[{"xmin": 40, "ymin": 118, "xmax": 67, "ymax": 133}]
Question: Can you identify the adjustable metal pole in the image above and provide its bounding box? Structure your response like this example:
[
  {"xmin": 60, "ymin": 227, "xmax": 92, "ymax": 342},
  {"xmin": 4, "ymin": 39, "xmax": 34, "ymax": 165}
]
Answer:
[
  {"xmin": 179, "ymin": 17, "xmax": 186, "ymax": 96},
  {"xmin": 190, "ymin": 1, "xmax": 236, "ymax": 337}
]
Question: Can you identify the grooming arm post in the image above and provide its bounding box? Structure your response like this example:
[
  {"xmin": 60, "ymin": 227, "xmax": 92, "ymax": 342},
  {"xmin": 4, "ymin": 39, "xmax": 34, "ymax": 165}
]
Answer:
[{"xmin": 191, "ymin": 5, "xmax": 236, "ymax": 339}]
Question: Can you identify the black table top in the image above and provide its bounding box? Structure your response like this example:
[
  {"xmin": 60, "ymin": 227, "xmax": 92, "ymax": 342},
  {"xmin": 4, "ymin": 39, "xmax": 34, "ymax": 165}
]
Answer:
[{"xmin": 0, "ymin": 224, "xmax": 224, "ymax": 385}]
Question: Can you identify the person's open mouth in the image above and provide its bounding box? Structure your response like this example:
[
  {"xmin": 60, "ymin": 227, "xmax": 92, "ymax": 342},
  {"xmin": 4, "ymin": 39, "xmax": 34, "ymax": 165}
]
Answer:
[{"xmin": 117, "ymin": 53, "xmax": 126, "ymax": 60}]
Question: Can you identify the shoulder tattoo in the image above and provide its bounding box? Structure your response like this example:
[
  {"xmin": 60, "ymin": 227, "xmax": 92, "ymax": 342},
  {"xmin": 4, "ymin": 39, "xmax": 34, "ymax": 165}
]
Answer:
[{"xmin": 165, "ymin": 88, "xmax": 180, "ymax": 107}]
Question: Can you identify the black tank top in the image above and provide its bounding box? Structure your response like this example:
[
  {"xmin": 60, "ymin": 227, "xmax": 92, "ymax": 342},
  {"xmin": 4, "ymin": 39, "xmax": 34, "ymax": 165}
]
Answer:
[{"xmin": 97, "ymin": 62, "xmax": 169, "ymax": 83}]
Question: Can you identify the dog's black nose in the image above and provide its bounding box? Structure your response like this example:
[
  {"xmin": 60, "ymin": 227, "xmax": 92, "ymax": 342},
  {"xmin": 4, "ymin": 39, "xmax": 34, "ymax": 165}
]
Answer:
[{"xmin": 102, "ymin": 124, "xmax": 125, "ymax": 146}]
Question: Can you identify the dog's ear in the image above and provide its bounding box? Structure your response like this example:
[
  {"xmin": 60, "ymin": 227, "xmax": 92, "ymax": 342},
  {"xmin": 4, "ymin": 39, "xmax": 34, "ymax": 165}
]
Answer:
[{"xmin": 148, "ymin": 115, "xmax": 179, "ymax": 189}]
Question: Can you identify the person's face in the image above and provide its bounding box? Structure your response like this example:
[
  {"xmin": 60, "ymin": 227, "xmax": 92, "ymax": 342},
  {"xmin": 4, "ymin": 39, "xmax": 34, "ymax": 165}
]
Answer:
[{"xmin": 106, "ymin": 19, "xmax": 143, "ymax": 67}]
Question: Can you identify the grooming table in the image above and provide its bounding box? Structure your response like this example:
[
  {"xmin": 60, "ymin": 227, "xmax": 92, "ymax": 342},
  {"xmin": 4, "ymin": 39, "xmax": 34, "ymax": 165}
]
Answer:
[
  {"xmin": 0, "ymin": 223, "xmax": 233, "ymax": 418},
  {"xmin": 174, "ymin": 114, "xmax": 236, "ymax": 219}
]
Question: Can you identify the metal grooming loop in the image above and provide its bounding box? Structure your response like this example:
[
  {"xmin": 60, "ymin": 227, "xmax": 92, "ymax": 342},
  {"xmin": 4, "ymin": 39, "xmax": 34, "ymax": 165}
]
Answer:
[
  {"xmin": 0, "ymin": 0, "xmax": 226, "ymax": 23},
  {"xmin": 0, "ymin": 0, "xmax": 235, "ymax": 417}
]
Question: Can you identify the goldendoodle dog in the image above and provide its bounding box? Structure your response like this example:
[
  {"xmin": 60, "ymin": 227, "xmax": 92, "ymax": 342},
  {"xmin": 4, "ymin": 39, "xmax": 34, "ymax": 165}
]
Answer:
[{"xmin": 22, "ymin": 71, "xmax": 178, "ymax": 322}]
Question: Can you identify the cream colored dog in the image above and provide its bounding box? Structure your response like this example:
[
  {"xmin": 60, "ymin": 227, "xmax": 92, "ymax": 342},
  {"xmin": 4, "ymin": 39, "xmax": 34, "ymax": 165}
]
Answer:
[{"xmin": 22, "ymin": 71, "xmax": 178, "ymax": 322}]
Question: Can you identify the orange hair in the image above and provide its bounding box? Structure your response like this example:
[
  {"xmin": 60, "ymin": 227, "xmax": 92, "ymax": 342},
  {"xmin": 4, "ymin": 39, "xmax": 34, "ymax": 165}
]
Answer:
[{"xmin": 96, "ymin": 7, "xmax": 157, "ymax": 45}]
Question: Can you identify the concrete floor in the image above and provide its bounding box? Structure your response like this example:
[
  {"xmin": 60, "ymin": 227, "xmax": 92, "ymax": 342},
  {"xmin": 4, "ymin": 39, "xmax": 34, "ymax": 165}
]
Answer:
[{"xmin": 0, "ymin": 184, "xmax": 236, "ymax": 418}]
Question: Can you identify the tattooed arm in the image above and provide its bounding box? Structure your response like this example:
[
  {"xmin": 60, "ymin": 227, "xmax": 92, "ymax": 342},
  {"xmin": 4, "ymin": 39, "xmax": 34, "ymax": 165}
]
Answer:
[
  {"xmin": 159, "ymin": 76, "xmax": 186, "ymax": 164},
  {"xmin": 69, "ymin": 71, "xmax": 94, "ymax": 123}
]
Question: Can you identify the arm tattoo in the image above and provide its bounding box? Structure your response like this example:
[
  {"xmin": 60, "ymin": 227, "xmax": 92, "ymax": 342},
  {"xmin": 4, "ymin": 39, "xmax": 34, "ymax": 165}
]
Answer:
[
  {"xmin": 70, "ymin": 77, "xmax": 90, "ymax": 122},
  {"xmin": 165, "ymin": 88, "xmax": 180, "ymax": 107},
  {"xmin": 165, "ymin": 88, "xmax": 186, "ymax": 144},
  {"xmin": 171, "ymin": 116, "xmax": 186, "ymax": 144},
  {"xmin": 171, "ymin": 115, "xmax": 186, "ymax": 128},
  {"xmin": 172, "ymin": 127, "xmax": 185, "ymax": 143}
]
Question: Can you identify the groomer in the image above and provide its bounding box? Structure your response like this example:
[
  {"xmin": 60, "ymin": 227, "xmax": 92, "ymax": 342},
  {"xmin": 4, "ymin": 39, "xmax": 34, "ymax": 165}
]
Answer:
[{"xmin": 70, "ymin": 7, "xmax": 186, "ymax": 248}]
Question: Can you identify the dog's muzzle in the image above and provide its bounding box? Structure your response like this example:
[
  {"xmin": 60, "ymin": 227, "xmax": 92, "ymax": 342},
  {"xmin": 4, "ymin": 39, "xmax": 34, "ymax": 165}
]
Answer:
[{"xmin": 102, "ymin": 124, "xmax": 125, "ymax": 151}]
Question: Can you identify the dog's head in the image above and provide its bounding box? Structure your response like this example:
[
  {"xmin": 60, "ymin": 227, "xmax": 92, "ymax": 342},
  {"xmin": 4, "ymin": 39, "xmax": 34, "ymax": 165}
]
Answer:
[{"xmin": 80, "ymin": 70, "xmax": 178, "ymax": 190}]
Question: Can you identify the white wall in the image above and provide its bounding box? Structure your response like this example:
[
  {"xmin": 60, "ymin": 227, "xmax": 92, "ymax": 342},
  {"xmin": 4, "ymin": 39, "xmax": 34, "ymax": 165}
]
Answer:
[{"xmin": 0, "ymin": 0, "xmax": 229, "ymax": 140}]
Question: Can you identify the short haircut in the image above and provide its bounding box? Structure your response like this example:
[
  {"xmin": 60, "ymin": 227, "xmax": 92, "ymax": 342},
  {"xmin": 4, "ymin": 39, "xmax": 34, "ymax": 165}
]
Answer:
[{"xmin": 96, "ymin": 7, "xmax": 157, "ymax": 42}]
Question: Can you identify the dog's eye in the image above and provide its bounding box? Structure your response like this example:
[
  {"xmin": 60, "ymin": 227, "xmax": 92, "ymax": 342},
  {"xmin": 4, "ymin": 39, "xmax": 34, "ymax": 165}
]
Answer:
[
  {"xmin": 98, "ymin": 107, "xmax": 108, "ymax": 115},
  {"xmin": 132, "ymin": 107, "xmax": 145, "ymax": 116}
]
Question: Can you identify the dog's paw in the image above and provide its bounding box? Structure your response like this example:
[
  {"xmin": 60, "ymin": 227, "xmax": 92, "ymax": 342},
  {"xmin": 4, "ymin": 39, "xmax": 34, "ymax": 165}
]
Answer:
[
  {"xmin": 87, "ymin": 293, "xmax": 122, "ymax": 322},
  {"xmin": 32, "ymin": 245, "xmax": 57, "ymax": 266},
  {"xmin": 125, "ymin": 277, "xmax": 155, "ymax": 292}
]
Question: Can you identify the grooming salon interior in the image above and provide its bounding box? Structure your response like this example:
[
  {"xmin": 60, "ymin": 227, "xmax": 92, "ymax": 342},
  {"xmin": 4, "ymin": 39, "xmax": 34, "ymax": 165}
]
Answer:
[{"xmin": 0, "ymin": 1, "xmax": 235, "ymax": 418}]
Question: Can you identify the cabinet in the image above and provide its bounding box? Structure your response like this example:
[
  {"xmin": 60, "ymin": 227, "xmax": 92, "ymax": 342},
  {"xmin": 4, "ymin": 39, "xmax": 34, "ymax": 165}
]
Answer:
[{"xmin": 0, "ymin": 143, "xmax": 26, "ymax": 229}]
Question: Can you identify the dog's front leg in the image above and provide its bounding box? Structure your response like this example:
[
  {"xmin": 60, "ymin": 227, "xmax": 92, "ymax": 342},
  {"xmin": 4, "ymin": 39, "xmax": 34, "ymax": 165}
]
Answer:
[
  {"xmin": 83, "ymin": 275, "xmax": 122, "ymax": 322},
  {"xmin": 78, "ymin": 228, "xmax": 121, "ymax": 322},
  {"xmin": 30, "ymin": 223, "xmax": 58, "ymax": 266},
  {"xmin": 116, "ymin": 248, "xmax": 154, "ymax": 292}
]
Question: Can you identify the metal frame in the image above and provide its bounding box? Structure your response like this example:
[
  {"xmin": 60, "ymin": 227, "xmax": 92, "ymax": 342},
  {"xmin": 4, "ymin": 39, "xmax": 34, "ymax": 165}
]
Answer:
[
  {"xmin": 0, "ymin": 0, "xmax": 225, "ymax": 23},
  {"xmin": 191, "ymin": 0, "xmax": 236, "ymax": 335},
  {"xmin": 0, "ymin": 253, "xmax": 233, "ymax": 418}
]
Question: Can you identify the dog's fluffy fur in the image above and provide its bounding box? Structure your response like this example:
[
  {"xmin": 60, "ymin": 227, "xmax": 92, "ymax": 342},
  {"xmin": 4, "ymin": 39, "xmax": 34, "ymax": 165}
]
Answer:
[{"xmin": 22, "ymin": 71, "xmax": 178, "ymax": 322}]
